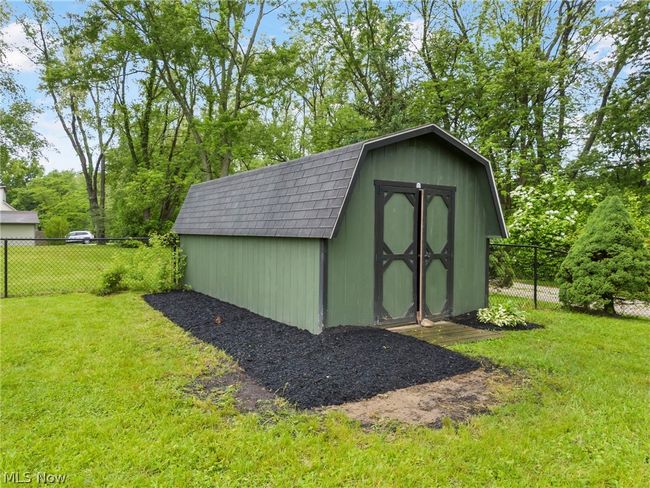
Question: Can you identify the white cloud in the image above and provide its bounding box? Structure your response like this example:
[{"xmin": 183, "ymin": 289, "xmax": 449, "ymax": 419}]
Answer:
[
  {"xmin": 587, "ymin": 34, "xmax": 616, "ymax": 64},
  {"xmin": 406, "ymin": 16, "xmax": 424, "ymax": 53},
  {"xmin": 1, "ymin": 21, "xmax": 37, "ymax": 73}
]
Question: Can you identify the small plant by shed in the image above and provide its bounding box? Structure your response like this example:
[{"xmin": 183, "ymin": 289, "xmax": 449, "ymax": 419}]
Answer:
[{"xmin": 174, "ymin": 124, "xmax": 507, "ymax": 333}]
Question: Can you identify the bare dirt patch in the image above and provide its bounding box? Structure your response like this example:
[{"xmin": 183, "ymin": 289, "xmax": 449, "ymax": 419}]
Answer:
[
  {"xmin": 186, "ymin": 365, "xmax": 279, "ymax": 412},
  {"xmin": 328, "ymin": 368, "xmax": 513, "ymax": 428}
]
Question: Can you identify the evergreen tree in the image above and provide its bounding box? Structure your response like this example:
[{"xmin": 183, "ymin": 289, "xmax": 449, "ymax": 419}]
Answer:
[{"xmin": 557, "ymin": 196, "xmax": 650, "ymax": 313}]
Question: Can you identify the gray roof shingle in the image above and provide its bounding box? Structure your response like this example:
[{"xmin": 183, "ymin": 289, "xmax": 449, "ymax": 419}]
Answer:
[
  {"xmin": 0, "ymin": 211, "xmax": 39, "ymax": 225},
  {"xmin": 174, "ymin": 143, "xmax": 363, "ymax": 239},
  {"xmin": 173, "ymin": 124, "xmax": 508, "ymax": 239}
]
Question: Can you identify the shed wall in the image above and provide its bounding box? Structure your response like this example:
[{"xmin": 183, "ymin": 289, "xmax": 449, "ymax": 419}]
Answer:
[
  {"xmin": 326, "ymin": 136, "xmax": 495, "ymax": 326},
  {"xmin": 180, "ymin": 235, "xmax": 322, "ymax": 333}
]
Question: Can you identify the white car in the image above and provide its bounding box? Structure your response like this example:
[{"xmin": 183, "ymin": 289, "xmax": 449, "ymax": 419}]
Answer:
[{"xmin": 65, "ymin": 230, "xmax": 94, "ymax": 244}]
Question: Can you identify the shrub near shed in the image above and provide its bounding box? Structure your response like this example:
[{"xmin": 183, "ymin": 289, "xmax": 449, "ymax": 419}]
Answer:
[{"xmin": 557, "ymin": 196, "xmax": 650, "ymax": 313}]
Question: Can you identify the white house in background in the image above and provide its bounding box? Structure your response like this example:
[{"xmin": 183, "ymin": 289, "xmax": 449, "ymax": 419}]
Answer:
[{"xmin": 0, "ymin": 186, "xmax": 40, "ymax": 244}]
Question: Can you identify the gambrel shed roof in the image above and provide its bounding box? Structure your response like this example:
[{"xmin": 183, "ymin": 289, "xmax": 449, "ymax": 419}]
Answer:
[{"xmin": 174, "ymin": 124, "xmax": 507, "ymax": 239}]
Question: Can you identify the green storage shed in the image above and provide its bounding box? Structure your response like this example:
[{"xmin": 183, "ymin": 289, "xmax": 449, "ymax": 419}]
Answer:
[{"xmin": 174, "ymin": 124, "xmax": 507, "ymax": 334}]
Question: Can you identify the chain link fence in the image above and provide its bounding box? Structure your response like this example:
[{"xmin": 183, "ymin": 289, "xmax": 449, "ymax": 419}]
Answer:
[
  {"xmin": 488, "ymin": 242, "xmax": 650, "ymax": 319},
  {"xmin": 2, "ymin": 237, "xmax": 647, "ymax": 318},
  {"xmin": 0, "ymin": 237, "xmax": 179, "ymax": 298}
]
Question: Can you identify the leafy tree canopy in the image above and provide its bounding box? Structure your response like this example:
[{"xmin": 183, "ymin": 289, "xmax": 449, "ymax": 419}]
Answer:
[
  {"xmin": 1, "ymin": 0, "xmax": 648, "ymax": 241},
  {"xmin": 11, "ymin": 171, "xmax": 91, "ymax": 233}
]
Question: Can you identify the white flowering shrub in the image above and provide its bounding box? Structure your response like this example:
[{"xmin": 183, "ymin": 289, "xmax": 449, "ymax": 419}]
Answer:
[
  {"xmin": 477, "ymin": 303, "xmax": 527, "ymax": 328},
  {"xmin": 507, "ymin": 173, "xmax": 600, "ymax": 249}
]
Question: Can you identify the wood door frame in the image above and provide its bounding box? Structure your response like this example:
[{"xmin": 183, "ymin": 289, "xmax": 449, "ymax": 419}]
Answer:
[
  {"xmin": 421, "ymin": 185, "xmax": 455, "ymax": 320},
  {"xmin": 374, "ymin": 180, "xmax": 455, "ymax": 326},
  {"xmin": 374, "ymin": 181, "xmax": 419, "ymax": 326}
]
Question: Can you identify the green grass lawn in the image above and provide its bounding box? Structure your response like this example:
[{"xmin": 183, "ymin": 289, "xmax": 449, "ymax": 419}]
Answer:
[
  {"xmin": 2, "ymin": 293, "xmax": 649, "ymax": 486},
  {"xmin": 0, "ymin": 245, "xmax": 173, "ymax": 297}
]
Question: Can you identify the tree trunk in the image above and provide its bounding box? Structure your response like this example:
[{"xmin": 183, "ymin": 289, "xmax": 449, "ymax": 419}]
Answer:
[
  {"xmin": 220, "ymin": 149, "xmax": 232, "ymax": 178},
  {"xmin": 579, "ymin": 60, "xmax": 626, "ymax": 160},
  {"xmin": 87, "ymin": 190, "xmax": 104, "ymax": 238}
]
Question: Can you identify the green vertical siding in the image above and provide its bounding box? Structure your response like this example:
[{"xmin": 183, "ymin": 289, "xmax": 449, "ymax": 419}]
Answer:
[
  {"xmin": 181, "ymin": 235, "xmax": 322, "ymax": 333},
  {"xmin": 326, "ymin": 136, "xmax": 497, "ymax": 327}
]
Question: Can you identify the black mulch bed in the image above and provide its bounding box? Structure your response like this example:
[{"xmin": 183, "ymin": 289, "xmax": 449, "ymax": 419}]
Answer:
[
  {"xmin": 144, "ymin": 291, "xmax": 480, "ymax": 409},
  {"xmin": 452, "ymin": 311, "xmax": 543, "ymax": 331}
]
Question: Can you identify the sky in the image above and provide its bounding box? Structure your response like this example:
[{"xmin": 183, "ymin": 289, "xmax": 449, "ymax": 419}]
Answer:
[
  {"xmin": 2, "ymin": 1, "xmax": 623, "ymax": 175},
  {"xmin": 4, "ymin": 1, "xmax": 88, "ymax": 172}
]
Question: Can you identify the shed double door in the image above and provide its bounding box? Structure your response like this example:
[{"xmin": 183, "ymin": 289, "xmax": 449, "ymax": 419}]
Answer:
[{"xmin": 374, "ymin": 181, "xmax": 454, "ymax": 326}]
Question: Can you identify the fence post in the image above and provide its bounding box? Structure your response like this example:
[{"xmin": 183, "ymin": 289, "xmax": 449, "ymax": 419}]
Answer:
[
  {"xmin": 533, "ymin": 245, "xmax": 538, "ymax": 309},
  {"xmin": 3, "ymin": 239, "xmax": 7, "ymax": 298}
]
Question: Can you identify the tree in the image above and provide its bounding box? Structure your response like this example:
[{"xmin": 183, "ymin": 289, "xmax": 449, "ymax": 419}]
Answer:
[
  {"xmin": 6, "ymin": 0, "xmax": 650, "ymax": 243},
  {"xmin": 20, "ymin": 1, "xmax": 123, "ymax": 237},
  {"xmin": 0, "ymin": 0, "xmax": 17, "ymax": 94},
  {"xmin": 0, "ymin": 1, "xmax": 46, "ymax": 198},
  {"xmin": 574, "ymin": 1, "xmax": 650, "ymax": 194},
  {"xmin": 454, "ymin": 0, "xmax": 599, "ymax": 200},
  {"xmin": 0, "ymin": 101, "xmax": 45, "ymax": 198},
  {"xmin": 43, "ymin": 215, "xmax": 70, "ymax": 238},
  {"xmin": 295, "ymin": 0, "xmax": 411, "ymax": 138},
  {"xmin": 104, "ymin": 60, "xmax": 201, "ymax": 236},
  {"xmin": 102, "ymin": 0, "xmax": 298, "ymax": 180},
  {"xmin": 406, "ymin": 0, "xmax": 482, "ymax": 138},
  {"xmin": 557, "ymin": 196, "xmax": 650, "ymax": 313},
  {"xmin": 578, "ymin": 0, "xmax": 650, "ymax": 162},
  {"xmin": 11, "ymin": 170, "xmax": 91, "ymax": 232}
]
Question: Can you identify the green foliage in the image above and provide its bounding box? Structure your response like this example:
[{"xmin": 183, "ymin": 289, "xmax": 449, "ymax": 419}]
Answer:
[
  {"xmin": 508, "ymin": 173, "xmax": 600, "ymax": 248},
  {"xmin": 488, "ymin": 247, "xmax": 515, "ymax": 288},
  {"xmin": 0, "ymin": 152, "xmax": 43, "ymax": 200},
  {"xmin": 0, "ymin": 99, "xmax": 46, "ymax": 199},
  {"xmin": 621, "ymin": 190, "xmax": 650, "ymax": 245},
  {"xmin": 8, "ymin": 0, "xmax": 650, "ymax": 241},
  {"xmin": 153, "ymin": 231, "xmax": 180, "ymax": 249},
  {"xmin": 477, "ymin": 302, "xmax": 527, "ymax": 327},
  {"xmin": 106, "ymin": 167, "xmax": 186, "ymax": 236},
  {"xmin": 97, "ymin": 234, "xmax": 183, "ymax": 295},
  {"xmin": 309, "ymin": 106, "xmax": 376, "ymax": 153},
  {"xmin": 42, "ymin": 216, "xmax": 69, "ymax": 238},
  {"xmin": 558, "ymin": 196, "xmax": 650, "ymax": 313},
  {"xmin": 116, "ymin": 239, "xmax": 144, "ymax": 249},
  {"xmin": 11, "ymin": 170, "xmax": 91, "ymax": 232},
  {"xmin": 97, "ymin": 265, "xmax": 127, "ymax": 296},
  {"xmin": 1, "ymin": 4, "xmax": 47, "ymax": 191},
  {"xmin": 574, "ymin": 0, "xmax": 650, "ymax": 190}
]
